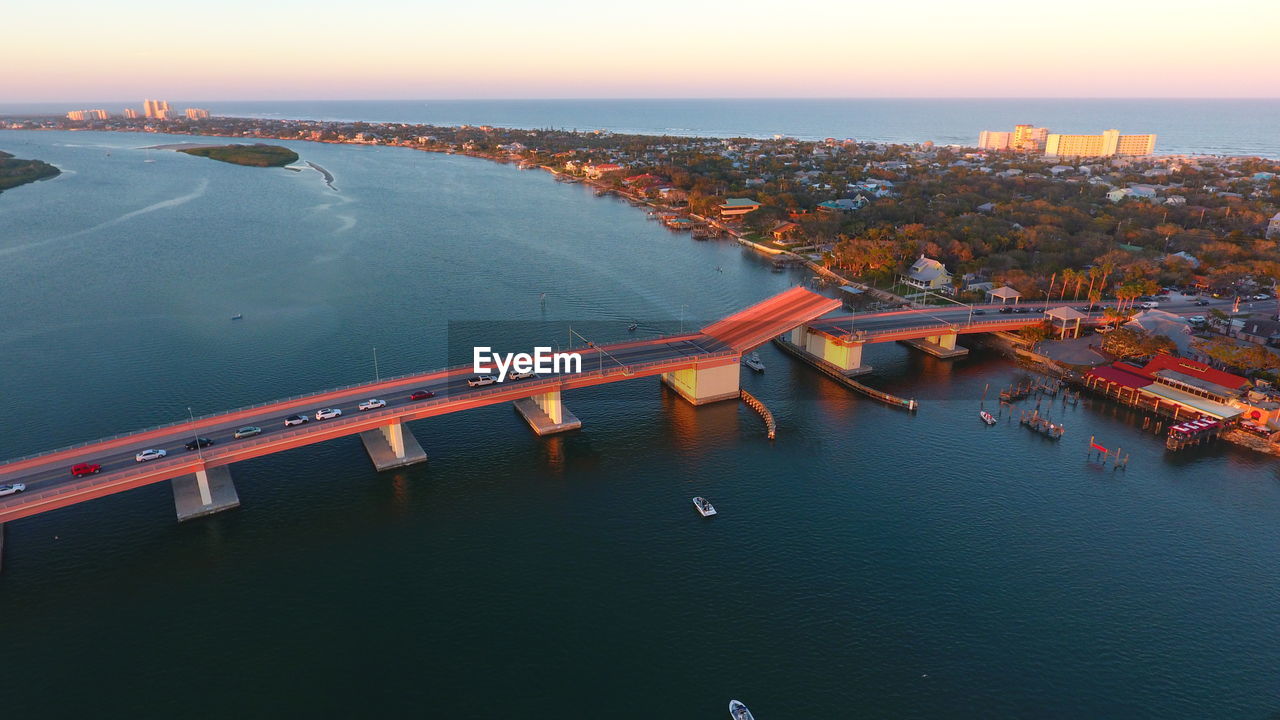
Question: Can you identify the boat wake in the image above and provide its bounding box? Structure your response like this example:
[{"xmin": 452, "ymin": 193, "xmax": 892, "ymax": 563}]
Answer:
[{"xmin": 0, "ymin": 178, "xmax": 210, "ymax": 257}]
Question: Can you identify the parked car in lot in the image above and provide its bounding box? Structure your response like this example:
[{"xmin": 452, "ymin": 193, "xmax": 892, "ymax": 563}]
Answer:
[
  {"xmin": 71, "ymin": 463, "xmax": 101, "ymax": 477},
  {"xmin": 467, "ymin": 375, "xmax": 497, "ymax": 387},
  {"xmin": 315, "ymin": 408, "xmax": 342, "ymax": 420},
  {"xmin": 135, "ymin": 448, "xmax": 167, "ymax": 463},
  {"xmin": 507, "ymin": 370, "xmax": 535, "ymax": 380},
  {"xmin": 233, "ymin": 426, "xmax": 262, "ymax": 439},
  {"xmin": 283, "ymin": 415, "xmax": 309, "ymax": 427},
  {"xmin": 184, "ymin": 437, "xmax": 214, "ymax": 451},
  {"xmin": 409, "ymin": 390, "xmax": 435, "ymax": 400},
  {"xmin": 358, "ymin": 398, "xmax": 387, "ymax": 411},
  {"xmin": 0, "ymin": 483, "xmax": 26, "ymax": 497}
]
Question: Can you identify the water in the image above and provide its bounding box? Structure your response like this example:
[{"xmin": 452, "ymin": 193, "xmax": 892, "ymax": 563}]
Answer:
[
  {"xmin": 5, "ymin": 98, "xmax": 1279, "ymax": 157},
  {"xmin": 2, "ymin": 130, "xmax": 1280, "ymax": 718}
]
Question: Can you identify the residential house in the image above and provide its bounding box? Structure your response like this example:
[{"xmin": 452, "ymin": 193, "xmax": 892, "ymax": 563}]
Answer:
[
  {"xmin": 901, "ymin": 256, "xmax": 953, "ymax": 294},
  {"xmin": 770, "ymin": 221, "xmax": 804, "ymax": 243}
]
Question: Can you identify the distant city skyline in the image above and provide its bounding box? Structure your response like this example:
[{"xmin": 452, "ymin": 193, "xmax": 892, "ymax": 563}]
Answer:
[{"xmin": 4, "ymin": 0, "xmax": 1278, "ymax": 101}]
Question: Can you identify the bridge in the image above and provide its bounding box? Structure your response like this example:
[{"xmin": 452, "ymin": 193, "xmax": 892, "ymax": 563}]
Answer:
[
  {"xmin": 0, "ymin": 287, "xmax": 839, "ymax": 528},
  {"xmin": 789, "ymin": 303, "xmax": 1096, "ymax": 375}
]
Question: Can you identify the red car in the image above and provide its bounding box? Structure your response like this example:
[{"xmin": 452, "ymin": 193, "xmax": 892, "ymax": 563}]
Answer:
[
  {"xmin": 409, "ymin": 390, "xmax": 435, "ymax": 401},
  {"xmin": 71, "ymin": 463, "xmax": 102, "ymax": 477}
]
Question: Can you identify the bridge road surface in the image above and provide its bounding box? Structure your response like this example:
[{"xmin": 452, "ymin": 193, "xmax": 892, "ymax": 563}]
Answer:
[
  {"xmin": 806, "ymin": 303, "xmax": 1106, "ymax": 340},
  {"xmin": 0, "ymin": 332, "xmax": 734, "ymax": 522}
]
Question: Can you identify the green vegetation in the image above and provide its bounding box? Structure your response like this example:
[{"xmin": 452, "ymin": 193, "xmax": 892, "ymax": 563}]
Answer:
[
  {"xmin": 0, "ymin": 150, "xmax": 60, "ymax": 193},
  {"xmin": 178, "ymin": 144, "xmax": 298, "ymax": 167},
  {"xmin": 1101, "ymin": 327, "xmax": 1177, "ymax": 359}
]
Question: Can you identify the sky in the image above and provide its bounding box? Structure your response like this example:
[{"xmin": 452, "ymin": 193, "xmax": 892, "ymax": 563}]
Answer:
[{"xmin": 4, "ymin": 0, "xmax": 1278, "ymax": 102}]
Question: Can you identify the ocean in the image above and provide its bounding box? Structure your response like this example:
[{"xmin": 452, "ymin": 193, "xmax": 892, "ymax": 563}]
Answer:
[{"xmin": 3, "ymin": 98, "xmax": 1279, "ymax": 157}]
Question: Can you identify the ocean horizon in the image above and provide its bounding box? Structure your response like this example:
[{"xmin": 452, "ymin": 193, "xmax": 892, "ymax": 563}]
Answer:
[{"xmin": 4, "ymin": 98, "xmax": 1278, "ymax": 157}]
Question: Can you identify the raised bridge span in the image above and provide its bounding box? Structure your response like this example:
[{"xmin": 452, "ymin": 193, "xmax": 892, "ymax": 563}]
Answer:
[{"xmin": 0, "ymin": 287, "xmax": 839, "ymax": 526}]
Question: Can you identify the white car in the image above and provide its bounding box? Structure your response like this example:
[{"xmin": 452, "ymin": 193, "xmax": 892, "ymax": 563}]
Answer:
[
  {"xmin": 315, "ymin": 408, "xmax": 342, "ymax": 420},
  {"xmin": 1188, "ymin": 315, "xmax": 1206, "ymax": 325},
  {"xmin": 0, "ymin": 483, "xmax": 26, "ymax": 497},
  {"xmin": 135, "ymin": 448, "xmax": 167, "ymax": 463},
  {"xmin": 1254, "ymin": 294, "xmax": 1270, "ymax": 301},
  {"xmin": 467, "ymin": 375, "xmax": 498, "ymax": 387},
  {"xmin": 358, "ymin": 398, "xmax": 386, "ymax": 411},
  {"xmin": 507, "ymin": 370, "xmax": 535, "ymax": 381},
  {"xmin": 1139, "ymin": 301, "xmax": 1159, "ymax": 309},
  {"xmin": 283, "ymin": 414, "xmax": 309, "ymax": 427}
]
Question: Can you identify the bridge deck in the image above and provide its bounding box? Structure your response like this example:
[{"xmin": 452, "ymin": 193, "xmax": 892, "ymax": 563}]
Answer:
[{"xmin": 701, "ymin": 286, "xmax": 841, "ymax": 351}]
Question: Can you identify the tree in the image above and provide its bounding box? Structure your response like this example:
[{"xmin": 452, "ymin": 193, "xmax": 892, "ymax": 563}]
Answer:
[{"xmin": 1102, "ymin": 328, "xmax": 1175, "ymax": 359}]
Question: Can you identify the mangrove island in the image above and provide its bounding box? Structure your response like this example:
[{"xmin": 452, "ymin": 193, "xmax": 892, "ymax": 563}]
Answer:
[
  {"xmin": 0, "ymin": 150, "xmax": 60, "ymax": 193},
  {"xmin": 178, "ymin": 143, "xmax": 299, "ymax": 167}
]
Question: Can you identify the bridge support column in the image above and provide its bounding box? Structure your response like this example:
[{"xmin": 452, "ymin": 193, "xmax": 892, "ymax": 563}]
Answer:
[
  {"xmin": 792, "ymin": 325, "xmax": 872, "ymax": 376},
  {"xmin": 901, "ymin": 332, "xmax": 969, "ymax": 359},
  {"xmin": 359, "ymin": 420, "xmax": 428, "ymax": 471},
  {"xmin": 513, "ymin": 389, "xmax": 582, "ymax": 435},
  {"xmin": 661, "ymin": 361, "xmax": 740, "ymax": 405},
  {"xmin": 171, "ymin": 465, "xmax": 241, "ymax": 522}
]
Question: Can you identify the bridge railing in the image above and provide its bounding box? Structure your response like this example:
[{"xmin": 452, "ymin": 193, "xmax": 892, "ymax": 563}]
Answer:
[{"xmin": 0, "ymin": 344, "xmax": 736, "ymax": 471}]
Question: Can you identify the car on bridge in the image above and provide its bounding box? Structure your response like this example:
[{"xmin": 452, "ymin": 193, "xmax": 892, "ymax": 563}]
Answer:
[
  {"xmin": 467, "ymin": 375, "xmax": 498, "ymax": 387},
  {"xmin": 184, "ymin": 437, "xmax": 214, "ymax": 451},
  {"xmin": 358, "ymin": 398, "xmax": 387, "ymax": 411},
  {"xmin": 233, "ymin": 426, "xmax": 262, "ymax": 439},
  {"xmin": 507, "ymin": 370, "xmax": 535, "ymax": 380},
  {"xmin": 408, "ymin": 390, "xmax": 435, "ymax": 400},
  {"xmin": 315, "ymin": 408, "xmax": 342, "ymax": 420},
  {"xmin": 71, "ymin": 463, "xmax": 101, "ymax": 477},
  {"xmin": 0, "ymin": 483, "xmax": 26, "ymax": 497},
  {"xmin": 135, "ymin": 448, "xmax": 167, "ymax": 463},
  {"xmin": 283, "ymin": 415, "xmax": 309, "ymax": 427}
]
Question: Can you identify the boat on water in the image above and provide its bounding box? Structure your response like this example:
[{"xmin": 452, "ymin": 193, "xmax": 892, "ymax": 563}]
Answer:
[
  {"xmin": 628, "ymin": 323, "xmax": 637, "ymax": 332},
  {"xmin": 742, "ymin": 352, "xmax": 765, "ymax": 372},
  {"xmin": 231, "ymin": 313, "xmax": 243, "ymax": 320},
  {"xmin": 693, "ymin": 497, "xmax": 717, "ymax": 517},
  {"xmin": 979, "ymin": 410, "xmax": 997, "ymax": 425},
  {"xmin": 729, "ymin": 700, "xmax": 754, "ymax": 720}
]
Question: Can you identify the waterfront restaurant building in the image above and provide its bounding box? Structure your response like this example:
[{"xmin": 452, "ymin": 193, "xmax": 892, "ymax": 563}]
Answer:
[{"xmin": 719, "ymin": 198, "xmax": 761, "ymax": 219}]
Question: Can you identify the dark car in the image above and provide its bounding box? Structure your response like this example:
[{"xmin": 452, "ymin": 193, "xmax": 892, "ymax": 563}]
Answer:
[
  {"xmin": 409, "ymin": 390, "xmax": 435, "ymax": 401},
  {"xmin": 1195, "ymin": 299, "xmax": 1210, "ymax": 306},
  {"xmin": 185, "ymin": 437, "xmax": 214, "ymax": 451},
  {"xmin": 1014, "ymin": 307, "xmax": 1029, "ymax": 314},
  {"xmin": 999, "ymin": 306, "xmax": 1014, "ymax": 314},
  {"xmin": 972, "ymin": 309, "xmax": 986, "ymax": 315},
  {"xmin": 71, "ymin": 462, "xmax": 102, "ymax": 477},
  {"xmin": 1031, "ymin": 307, "xmax": 1044, "ymax": 312}
]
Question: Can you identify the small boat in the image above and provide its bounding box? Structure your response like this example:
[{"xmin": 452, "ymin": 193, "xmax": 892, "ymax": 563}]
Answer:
[
  {"xmin": 231, "ymin": 313, "xmax": 243, "ymax": 320},
  {"xmin": 742, "ymin": 352, "xmax": 765, "ymax": 372},
  {"xmin": 729, "ymin": 700, "xmax": 754, "ymax": 720},
  {"xmin": 628, "ymin": 323, "xmax": 637, "ymax": 332},
  {"xmin": 979, "ymin": 410, "xmax": 997, "ymax": 425},
  {"xmin": 693, "ymin": 497, "xmax": 717, "ymax": 517}
]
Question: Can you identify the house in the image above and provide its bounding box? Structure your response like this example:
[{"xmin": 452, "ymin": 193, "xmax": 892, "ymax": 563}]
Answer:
[
  {"xmin": 901, "ymin": 256, "xmax": 952, "ymax": 294},
  {"xmin": 817, "ymin": 197, "xmax": 864, "ymax": 213},
  {"xmin": 976, "ymin": 202, "xmax": 996, "ymax": 213},
  {"xmin": 1235, "ymin": 319, "xmax": 1280, "ymax": 346},
  {"xmin": 583, "ymin": 163, "xmax": 624, "ymax": 179},
  {"xmin": 1164, "ymin": 195, "xmax": 1186, "ymax": 206},
  {"xmin": 769, "ymin": 221, "xmax": 804, "ymax": 242},
  {"xmin": 1267, "ymin": 212, "xmax": 1280, "ymax": 240},
  {"xmin": 1169, "ymin": 251, "xmax": 1200, "ymax": 268},
  {"xmin": 719, "ymin": 198, "xmax": 761, "ymax": 219}
]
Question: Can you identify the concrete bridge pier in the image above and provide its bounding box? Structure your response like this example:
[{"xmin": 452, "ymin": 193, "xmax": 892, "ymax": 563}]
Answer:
[
  {"xmin": 661, "ymin": 361, "xmax": 741, "ymax": 405},
  {"xmin": 901, "ymin": 331, "xmax": 969, "ymax": 359},
  {"xmin": 790, "ymin": 326, "xmax": 872, "ymax": 376},
  {"xmin": 172, "ymin": 465, "xmax": 241, "ymax": 521},
  {"xmin": 360, "ymin": 420, "xmax": 428, "ymax": 471},
  {"xmin": 514, "ymin": 389, "xmax": 583, "ymax": 435}
]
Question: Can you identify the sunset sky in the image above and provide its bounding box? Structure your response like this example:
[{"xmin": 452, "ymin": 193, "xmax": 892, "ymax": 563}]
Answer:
[{"xmin": 6, "ymin": 0, "xmax": 1277, "ymax": 101}]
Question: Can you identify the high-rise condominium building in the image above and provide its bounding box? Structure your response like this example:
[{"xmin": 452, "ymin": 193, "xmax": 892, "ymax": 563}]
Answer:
[
  {"xmin": 977, "ymin": 125, "xmax": 1048, "ymax": 152},
  {"xmin": 124, "ymin": 108, "xmax": 140, "ymax": 119},
  {"xmin": 143, "ymin": 99, "xmax": 171, "ymax": 120},
  {"xmin": 1044, "ymin": 129, "xmax": 1157, "ymax": 158},
  {"xmin": 185, "ymin": 108, "xmax": 211, "ymax": 120},
  {"xmin": 978, "ymin": 130, "xmax": 1012, "ymax": 151},
  {"xmin": 66, "ymin": 109, "xmax": 109, "ymax": 121}
]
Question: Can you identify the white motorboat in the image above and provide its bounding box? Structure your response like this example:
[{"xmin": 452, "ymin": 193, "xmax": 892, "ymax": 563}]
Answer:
[
  {"xmin": 979, "ymin": 410, "xmax": 997, "ymax": 425},
  {"xmin": 742, "ymin": 351, "xmax": 765, "ymax": 372},
  {"xmin": 693, "ymin": 496, "xmax": 717, "ymax": 517},
  {"xmin": 729, "ymin": 700, "xmax": 754, "ymax": 720}
]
